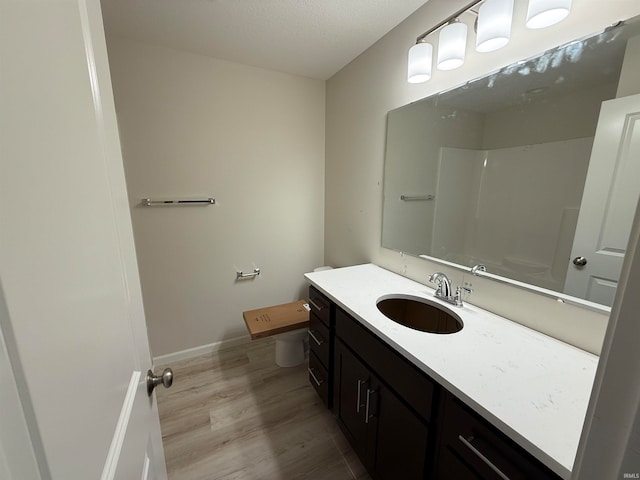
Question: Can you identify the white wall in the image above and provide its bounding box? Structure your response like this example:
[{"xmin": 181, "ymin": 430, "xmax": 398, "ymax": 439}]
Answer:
[
  {"xmin": 326, "ymin": 0, "xmax": 640, "ymax": 354},
  {"xmin": 106, "ymin": 37, "xmax": 325, "ymax": 356},
  {"xmin": 482, "ymin": 82, "xmax": 617, "ymax": 149},
  {"xmin": 382, "ymin": 101, "xmax": 484, "ymax": 255},
  {"xmin": 617, "ymin": 33, "xmax": 640, "ymax": 98}
]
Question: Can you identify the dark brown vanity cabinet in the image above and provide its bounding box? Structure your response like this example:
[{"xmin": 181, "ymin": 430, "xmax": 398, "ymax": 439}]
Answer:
[
  {"xmin": 434, "ymin": 392, "xmax": 560, "ymax": 480},
  {"xmin": 307, "ymin": 287, "xmax": 562, "ymax": 480},
  {"xmin": 307, "ymin": 286, "xmax": 333, "ymax": 408},
  {"xmin": 333, "ymin": 308, "xmax": 433, "ymax": 480}
]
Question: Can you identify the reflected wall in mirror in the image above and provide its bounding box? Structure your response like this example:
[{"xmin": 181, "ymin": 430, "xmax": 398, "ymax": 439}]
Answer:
[{"xmin": 382, "ymin": 15, "xmax": 640, "ymax": 308}]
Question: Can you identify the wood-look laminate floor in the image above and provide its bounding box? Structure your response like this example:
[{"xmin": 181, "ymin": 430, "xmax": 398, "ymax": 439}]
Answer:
[{"xmin": 156, "ymin": 338, "xmax": 371, "ymax": 480}]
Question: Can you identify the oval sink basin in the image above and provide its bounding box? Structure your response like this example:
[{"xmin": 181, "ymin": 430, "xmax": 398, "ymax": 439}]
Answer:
[{"xmin": 376, "ymin": 296, "xmax": 463, "ymax": 334}]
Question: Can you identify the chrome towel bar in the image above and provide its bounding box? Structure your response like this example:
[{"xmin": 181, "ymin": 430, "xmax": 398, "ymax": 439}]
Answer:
[
  {"xmin": 141, "ymin": 197, "xmax": 215, "ymax": 206},
  {"xmin": 400, "ymin": 194, "xmax": 434, "ymax": 201}
]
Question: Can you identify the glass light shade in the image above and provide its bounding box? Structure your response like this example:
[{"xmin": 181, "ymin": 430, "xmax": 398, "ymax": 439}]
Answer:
[
  {"xmin": 407, "ymin": 42, "xmax": 433, "ymax": 83},
  {"xmin": 437, "ymin": 21, "xmax": 467, "ymax": 71},
  {"xmin": 526, "ymin": 0, "xmax": 571, "ymax": 29},
  {"xmin": 476, "ymin": 0, "xmax": 514, "ymax": 52}
]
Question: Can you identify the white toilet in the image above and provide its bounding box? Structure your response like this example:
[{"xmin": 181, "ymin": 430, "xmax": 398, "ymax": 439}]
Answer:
[
  {"xmin": 274, "ymin": 328, "xmax": 309, "ymax": 367},
  {"xmin": 273, "ymin": 266, "xmax": 333, "ymax": 367}
]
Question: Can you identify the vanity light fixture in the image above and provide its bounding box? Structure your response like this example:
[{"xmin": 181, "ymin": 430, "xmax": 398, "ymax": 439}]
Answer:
[
  {"xmin": 408, "ymin": 40, "xmax": 434, "ymax": 83},
  {"xmin": 476, "ymin": 0, "xmax": 514, "ymax": 52},
  {"xmin": 407, "ymin": 0, "xmax": 482, "ymax": 83},
  {"xmin": 407, "ymin": 0, "xmax": 572, "ymax": 83},
  {"xmin": 437, "ymin": 19, "xmax": 468, "ymax": 70},
  {"xmin": 526, "ymin": 0, "xmax": 572, "ymax": 29}
]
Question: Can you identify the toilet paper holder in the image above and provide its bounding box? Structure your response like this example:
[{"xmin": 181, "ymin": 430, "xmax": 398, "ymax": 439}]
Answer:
[{"xmin": 236, "ymin": 267, "xmax": 260, "ymax": 279}]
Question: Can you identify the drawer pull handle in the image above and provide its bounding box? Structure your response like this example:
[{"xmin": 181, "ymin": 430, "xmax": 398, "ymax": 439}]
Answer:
[
  {"xmin": 308, "ymin": 329, "xmax": 324, "ymax": 346},
  {"xmin": 458, "ymin": 435, "xmax": 511, "ymax": 480},
  {"xmin": 308, "ymin": 368, "xmax": 324, "ymax": 387},
  {"xmin": 356, "ymin": 379, "xmax": 365, "ymax": 413},
  {"xmin": 308, "ymin": 298, "xmax": 323, "ymax": 312},
  {"xmin": 365, "ymin": 388, "xmax": 376, "ymax": 424}
]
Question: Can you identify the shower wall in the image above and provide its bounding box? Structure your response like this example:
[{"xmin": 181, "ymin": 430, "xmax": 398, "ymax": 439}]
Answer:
[
  {"xmin": 382, "ymin": 101, "xmax": 484, "ymax": 256},
  {"xmin": 433, "ymin": 137, "xmax": 593, "ymax": 290}
]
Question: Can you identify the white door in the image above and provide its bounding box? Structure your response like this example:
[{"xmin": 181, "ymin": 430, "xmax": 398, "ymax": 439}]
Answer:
[
  {"xmin": 564, "ymin": 94, "xmax": 640, "ymax": 307},
  {"xmin": 0, "ymin": 0, "xmax": 169, "ymax": 479},
  {"xmin": 0, "ymin": 287, "xmax": 41, "ymax": 480}
]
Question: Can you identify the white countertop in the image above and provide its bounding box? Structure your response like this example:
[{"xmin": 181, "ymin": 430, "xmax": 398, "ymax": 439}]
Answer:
[{"xmin": 305, "ymin": 263, "xmax": 598, "ymax": 480}]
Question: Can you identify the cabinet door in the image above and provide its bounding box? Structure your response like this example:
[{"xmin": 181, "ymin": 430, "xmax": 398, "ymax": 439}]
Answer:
[
  {"xmin": 370, "ymin": 377, "xmax": 430, "ymax": 480},
  {"xmin": 335, "ymin": 340, "xmax": 430, "ymax": 480},
  {"xmin": 437, "ymin": 448, "xmax": 484, "ymax": 479},
  {"xmin": 335, "ymin": 340, "xmax": 370, "ymax": 460},
  {"xmin": 435, "ymin": 394, "xmax": 560, "ymax": 480}
]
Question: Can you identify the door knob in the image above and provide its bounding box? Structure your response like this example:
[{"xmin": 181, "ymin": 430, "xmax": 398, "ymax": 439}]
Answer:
[
  {"xmin": 573, "ymin": 256, "xmax": 588, "ymax": 267},
  {"xmin": 146, "ymin": 368, "xmax": 173, "ymax": 396}
]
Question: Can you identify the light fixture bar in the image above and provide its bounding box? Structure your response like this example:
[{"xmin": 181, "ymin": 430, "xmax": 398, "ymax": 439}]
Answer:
[{"xmin": 416, "ymin": 0, "xmax": 484, "ymax": 43}]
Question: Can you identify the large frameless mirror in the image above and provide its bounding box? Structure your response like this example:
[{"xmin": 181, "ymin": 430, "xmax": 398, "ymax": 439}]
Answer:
[{"xmin": 382, "ymin": 14, "xmax": 640, "ymax": 308}]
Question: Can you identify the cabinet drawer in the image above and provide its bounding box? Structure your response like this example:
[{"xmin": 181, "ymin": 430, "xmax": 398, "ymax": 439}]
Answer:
[
  {"xmin": 308, "ymin": 286, "xmax": 331, "ymax": 327},
  {"xmin": 309, "ymin": 313, "xmax": 331, "ymax": 369},
  {"xmin": 308, "ymin": 351, "xmax": 329, "ymax": 407},
  {"xmin": 335, "ymin": 308, "xmax": 435, "ymax": 422},
  {"xmin": 436, "ymin": 393, "xmax": 560, "ymax": 480}
]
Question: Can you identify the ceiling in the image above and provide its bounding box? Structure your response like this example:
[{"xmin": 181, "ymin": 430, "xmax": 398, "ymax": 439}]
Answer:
[{"xmin": 101, "ymin": 0, "xmax": 429, "ymax": 80}]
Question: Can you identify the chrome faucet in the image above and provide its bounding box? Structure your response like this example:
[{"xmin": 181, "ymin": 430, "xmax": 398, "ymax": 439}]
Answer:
[
  {"xmin": 428, "ymin": 272, "xmax": 471, "ymax": 307},
  {"xmin": 428, "ymin": 272, "xmax": 452, "ymax": 298},
  {"xmin": 470, "ymin": 264, "xmax": 487, "ymax": 275}
]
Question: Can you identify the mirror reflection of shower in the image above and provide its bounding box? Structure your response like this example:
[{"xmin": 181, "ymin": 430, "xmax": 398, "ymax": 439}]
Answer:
[
  {"xmin": 382, "ymin": 14, "xmax": 640, "ymax": 307},
  {"xmin": 431, "ymin": 139, "xmax": 591, "ymax": 292}
]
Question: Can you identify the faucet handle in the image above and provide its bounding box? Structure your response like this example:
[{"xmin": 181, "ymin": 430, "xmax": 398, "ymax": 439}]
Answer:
[
  {"xmin": 428, "ymin": 273, "xmax": 443, "ymax": 296},
  {"xmin": 454, "ymin": 286, "xmax": 472, "ymax": 306}
]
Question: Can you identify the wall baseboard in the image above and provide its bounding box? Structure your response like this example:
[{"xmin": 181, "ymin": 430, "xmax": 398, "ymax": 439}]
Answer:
[{"xmin": 153, "ymin": 335, "xmax": 252, "ymax": 365}]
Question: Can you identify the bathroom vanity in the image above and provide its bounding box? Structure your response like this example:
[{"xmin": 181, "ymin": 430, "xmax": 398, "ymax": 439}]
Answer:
[{"xmin": 305, "ymin": 264, "xmax": 598, "ymax": 480}]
